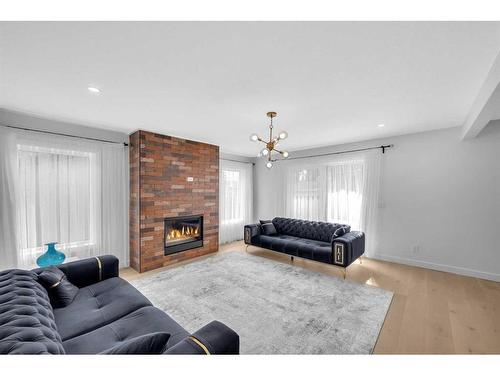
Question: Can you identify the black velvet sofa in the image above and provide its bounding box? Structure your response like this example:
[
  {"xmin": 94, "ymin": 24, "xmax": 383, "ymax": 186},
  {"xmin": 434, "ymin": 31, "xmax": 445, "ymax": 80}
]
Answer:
[
  {"xmin": 0, "ymin": 255, "xmax": 239, "ymax": 354},
  {"xmin": 244, "ymin": 217, "xmax": 365, "ymax": 277}
]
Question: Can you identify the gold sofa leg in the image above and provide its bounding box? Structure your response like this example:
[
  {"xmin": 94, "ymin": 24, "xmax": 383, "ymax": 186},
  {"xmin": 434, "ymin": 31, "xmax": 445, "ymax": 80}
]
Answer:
[{"xmin": 342, "ymin": 268, "xmax": 346, "ymax": 280}]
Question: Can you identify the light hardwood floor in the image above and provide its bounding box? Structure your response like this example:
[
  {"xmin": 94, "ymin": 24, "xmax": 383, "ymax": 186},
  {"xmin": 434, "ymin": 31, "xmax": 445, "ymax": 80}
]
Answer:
[{"xmin": 121, "ymin": 241, "xmax": 500, "ymax": 354}]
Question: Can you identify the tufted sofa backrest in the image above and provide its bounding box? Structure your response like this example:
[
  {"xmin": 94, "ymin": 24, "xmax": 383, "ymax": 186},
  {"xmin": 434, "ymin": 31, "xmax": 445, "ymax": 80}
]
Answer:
[
  {"xmin": 0, "ymin": 269, "xmax": 65, "ymax": 354},
  {"xmin": 272, "ymin": 217, "xmax": 350, "ymax": 243}
]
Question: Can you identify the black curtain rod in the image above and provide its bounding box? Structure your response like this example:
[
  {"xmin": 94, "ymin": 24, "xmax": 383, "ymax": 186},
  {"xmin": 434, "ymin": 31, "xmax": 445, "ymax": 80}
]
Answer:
[
  {"xmin": 4, "ymin": 124, "xmax": 129, "ymax": 146},
  {"xmin": 274, "ymin": 144, "xmax": 394, "ymax": 162},
  {"xmin": 220, "ymin": 157, "xmax": 255, "ymax": 166}
]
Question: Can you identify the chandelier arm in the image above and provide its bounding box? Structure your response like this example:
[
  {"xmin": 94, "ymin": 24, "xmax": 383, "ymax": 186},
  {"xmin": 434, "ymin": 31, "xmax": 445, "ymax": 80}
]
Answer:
[{"xmin": 257, "ymin": 137, "xmax": 267, "ymax": 144}]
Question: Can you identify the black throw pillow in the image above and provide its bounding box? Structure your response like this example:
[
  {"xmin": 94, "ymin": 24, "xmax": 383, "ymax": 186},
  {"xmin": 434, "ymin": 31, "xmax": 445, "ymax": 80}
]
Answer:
[
  {"xmin": 332, "ymin": 225, "xmax": 351, "ymax": 239},
  {"xmin": 261, "ymin": 222, "xmax": 278, "ymax": 236},
  {"xmin": 38, "ymin": 266, "xmax": 79, "ymax": 308},
  {"xmin": 99, "ymin": 332, "xmax": 171, "ymax": 354},
  {"xmin": 259, "ymin": 219, "xmax": 272, "ymax": 225}
]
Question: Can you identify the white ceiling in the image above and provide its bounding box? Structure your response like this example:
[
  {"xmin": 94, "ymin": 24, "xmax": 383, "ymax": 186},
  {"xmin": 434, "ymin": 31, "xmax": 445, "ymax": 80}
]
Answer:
[{"xmin": 1, "ymin": 22, "xmax": 500, "ymax": 156}]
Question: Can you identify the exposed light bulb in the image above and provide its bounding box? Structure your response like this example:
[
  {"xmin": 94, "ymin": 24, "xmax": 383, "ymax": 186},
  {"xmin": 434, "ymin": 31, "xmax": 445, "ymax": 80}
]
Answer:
[
  {"xmin": 249, "ymin": 133, "xmax": 259, "ymax": 142},
  {"xmin": 266, "ymin": 161, "xmax": 273, "ymax": 169},
  {"xmin": 261, "ymin": 148, "xmax": 269, "ymax": 156},
  {"xmin": 282, "ymin": 151, "xmax": 289, "ymax": 158},
  {"xmin": 87, "ymin": 86, "xmax": 101, "ymax": 94},
  {"xmin": 278, "ymin": 131, "xmax": 288, "ymax": 140}
]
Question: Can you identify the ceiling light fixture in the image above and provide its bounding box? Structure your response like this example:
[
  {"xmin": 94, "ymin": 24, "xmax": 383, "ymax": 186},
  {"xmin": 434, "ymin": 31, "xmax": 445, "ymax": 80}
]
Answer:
[
  {"xmin": 377, "ymin": 123, "xmax": 385, "ymax": 128},
  {"xmin": 250, "ymin": 112, "xmax": 289, "ymax": 169},
  {"xmin": 87, "ymin": 86, "xmax": 101, "ymax": 94}
]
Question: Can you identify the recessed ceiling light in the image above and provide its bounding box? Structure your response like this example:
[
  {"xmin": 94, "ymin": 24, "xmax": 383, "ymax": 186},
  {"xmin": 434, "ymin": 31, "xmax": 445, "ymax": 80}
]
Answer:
[
  {"xmin": 87, "ymin": 86, "xmax": 101, "ymax": 94},
  {"xmin": 377, "ymin": 123, "xmax": 385, "ymax": 128}
]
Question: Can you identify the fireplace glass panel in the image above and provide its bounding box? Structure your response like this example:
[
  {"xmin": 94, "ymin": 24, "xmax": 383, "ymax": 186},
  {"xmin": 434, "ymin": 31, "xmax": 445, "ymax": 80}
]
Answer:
[{"xmin": 164, "ymin": 215, "xmax": 203, "ymax": 255}]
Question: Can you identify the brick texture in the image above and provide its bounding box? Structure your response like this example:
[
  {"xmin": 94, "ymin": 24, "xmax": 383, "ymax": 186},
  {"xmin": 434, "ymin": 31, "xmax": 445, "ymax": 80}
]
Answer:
[{"xmin": 129, "ymin": 130, "xmax": 219, "ymax": 273}]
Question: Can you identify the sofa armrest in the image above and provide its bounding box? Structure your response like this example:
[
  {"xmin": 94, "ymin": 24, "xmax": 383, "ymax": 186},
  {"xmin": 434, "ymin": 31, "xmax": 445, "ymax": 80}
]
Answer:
[
  {"xmin": 33, "ymin": 255, "xmax": 119, "ymax": 288},
  {"xmin": 332, "ymin": 231, "xmax": 365, "ymax": 267},
  {"xmin": 163, "ymin": 321, "xmax": 239, "ymax": 355},
  {"xmin": 244, "ymin": 224, "xmax": 261, "ymax": 245}
]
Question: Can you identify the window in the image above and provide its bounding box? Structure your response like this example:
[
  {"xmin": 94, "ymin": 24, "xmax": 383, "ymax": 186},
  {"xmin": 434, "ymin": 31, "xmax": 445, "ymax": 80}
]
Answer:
[
  {"xmin": 0, "ymin": 128, "xmax": 129, "ymax": 270},
  {"xmin": 219, "ymin": 160, "xmax": 253, "ymax": 244},
  {"xmin": 285, "ymin": 167, "xmax": 323, "ymax": 221},
  {"xmin": 17, "ymin": 145, "xmax": 95, "ymax": 262},
  {"xmin": 285, "ymin": 158, "xmax": 369, "ymax": 231},
  {"xmin": 326, "ymin": 160, "xmax": 365, "ymax": 231},
  {"xmin": 221, "ymin": 169, "xmax": 242, "ymax": 224}
]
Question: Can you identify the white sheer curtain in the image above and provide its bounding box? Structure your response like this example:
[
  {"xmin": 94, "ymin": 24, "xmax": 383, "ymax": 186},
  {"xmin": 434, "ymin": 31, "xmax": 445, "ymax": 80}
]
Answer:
[
  {"xmin": 99, "ymin": 146, "xmax": 129, "ymax": 261},
  {"xmin": 12, "ymin": 130, "xmax": 129, "ymax": 268},
  {"xmin": 358, "ymin": 150, "xmax": 382, "ymax": 257},
  {"xmin": 0, "ymin": 127, "xmax": 19, "ymax": 269},
  {"xmin": 17, "ymin": 146, "xmax": 92, "ymax": 252},
  {"xmin": 284, "ymin": 150, "xmax": 381, "ymax": 255},
  {"xmin": 219, "ymin": 159, "xmax": 253, "ymax": 244},
  {"xmin": 326, "ymin": 159, "xmax": 365, "ymax": 230},
  {"xmin": 285, "ymin": 166, "xmax": 324, "ymax": 221}
]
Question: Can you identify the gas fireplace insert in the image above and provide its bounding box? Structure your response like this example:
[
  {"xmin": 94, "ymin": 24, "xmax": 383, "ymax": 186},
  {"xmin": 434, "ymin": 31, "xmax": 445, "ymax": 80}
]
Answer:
[{"xmin": 164, "ymin": 215, "xmax": 203, "ymax": 255}]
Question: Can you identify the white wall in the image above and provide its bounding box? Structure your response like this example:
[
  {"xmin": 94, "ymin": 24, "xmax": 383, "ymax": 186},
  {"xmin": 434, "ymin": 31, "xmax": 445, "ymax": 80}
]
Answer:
[{"xmin": 254, "ymin": 124, "xmax": 500, "ymax": 281}]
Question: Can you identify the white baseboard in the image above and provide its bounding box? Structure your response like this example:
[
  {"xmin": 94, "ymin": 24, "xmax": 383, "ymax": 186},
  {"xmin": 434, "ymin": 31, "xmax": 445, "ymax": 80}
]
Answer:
[{"xmin": 368, "ymin": 253, "xmax": 500, "ymax": 282}]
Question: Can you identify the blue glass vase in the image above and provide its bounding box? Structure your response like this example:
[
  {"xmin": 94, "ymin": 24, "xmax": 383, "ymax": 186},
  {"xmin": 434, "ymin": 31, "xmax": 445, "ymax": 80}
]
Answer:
[{"xmin": 36, "ymin": 242, "xmax": 66, "ymax": 267}]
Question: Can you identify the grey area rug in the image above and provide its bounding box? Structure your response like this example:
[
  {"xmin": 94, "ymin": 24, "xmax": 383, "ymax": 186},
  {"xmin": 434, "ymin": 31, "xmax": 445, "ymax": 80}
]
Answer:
[{"xmin": 131, "ymin": 252, "xmax": 393, "ymax": 354}]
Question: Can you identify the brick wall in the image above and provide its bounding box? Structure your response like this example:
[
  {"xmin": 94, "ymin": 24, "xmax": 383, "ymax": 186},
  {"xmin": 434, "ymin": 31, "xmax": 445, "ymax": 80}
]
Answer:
[{"xmin": 129, "ymin": 130, "xmax": 219, "ymax": 273}]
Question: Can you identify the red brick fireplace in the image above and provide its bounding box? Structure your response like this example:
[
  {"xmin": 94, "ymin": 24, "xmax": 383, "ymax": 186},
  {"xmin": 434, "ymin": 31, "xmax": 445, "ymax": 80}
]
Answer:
[{"xmin": 129, "ymin": 130, "xmax": 219, "ymax": 273}]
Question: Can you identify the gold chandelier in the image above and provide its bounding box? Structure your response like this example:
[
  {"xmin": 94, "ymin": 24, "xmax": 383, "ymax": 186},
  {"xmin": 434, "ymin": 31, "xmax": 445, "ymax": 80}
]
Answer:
[{"xmin": 249, "ymin": 112, "xmax": 289, "ymax": 169}]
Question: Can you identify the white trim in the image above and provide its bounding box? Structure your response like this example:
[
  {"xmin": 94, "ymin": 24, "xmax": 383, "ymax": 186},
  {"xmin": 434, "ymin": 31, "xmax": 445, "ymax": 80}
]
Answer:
[{"xmin": 369, "ymin": 253, "xmax": 500, "ymax": 282}]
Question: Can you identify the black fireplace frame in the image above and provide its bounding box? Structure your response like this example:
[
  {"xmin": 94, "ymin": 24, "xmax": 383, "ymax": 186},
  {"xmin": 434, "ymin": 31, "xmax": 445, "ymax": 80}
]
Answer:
[{"xmin": 164, "ymin": 214, "xmax": 204, "ymax": 256}]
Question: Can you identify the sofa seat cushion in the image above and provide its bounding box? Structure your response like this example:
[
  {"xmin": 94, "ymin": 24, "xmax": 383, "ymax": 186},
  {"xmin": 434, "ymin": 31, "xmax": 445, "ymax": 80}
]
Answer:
[
  {"xmin": 294, "ymin": 238, "xmax": 333, "ymax": 263},
  {"xmin": 260, "ymin": 234, "xmax": 300, "ymax": 253},
  {"xmin": 260, "ymin": 235, "xmax": 333, "ymax": 263},
  {"xmin": 54, "ymin": 277, "xmax": 152, "ymax": 341},
  {"xmin": 0, "ymin": 269, "xmax": 65, "ymax": 354},
  {"xmin": 62, "ymin": 306, "xmax": 189, "ymax": 354},
  {"xmin": 100, "ymin": 332, "xmax": 171, "ymax": 354}
]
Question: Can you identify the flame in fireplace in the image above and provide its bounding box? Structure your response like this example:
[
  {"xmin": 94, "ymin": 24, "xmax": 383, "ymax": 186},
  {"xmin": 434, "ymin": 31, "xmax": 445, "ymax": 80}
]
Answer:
[{"xmin": 166, "ymin": 225, "xmax": 199, "ymax": 241}]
